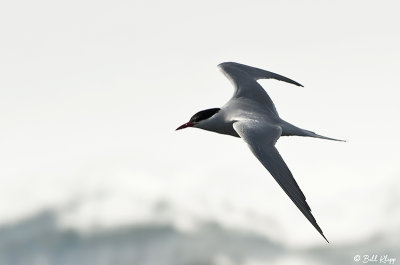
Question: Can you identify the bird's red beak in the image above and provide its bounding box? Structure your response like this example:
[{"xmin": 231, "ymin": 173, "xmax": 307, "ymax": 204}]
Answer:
[{"xmin": 176, "ymin": 122, "xmax": 194, "ymax": 130}]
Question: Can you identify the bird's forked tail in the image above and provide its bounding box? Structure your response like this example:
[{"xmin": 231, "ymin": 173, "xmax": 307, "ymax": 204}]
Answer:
[{"xmin": 281, "ymin": 122, "xmax": 346, "ymax": 142}]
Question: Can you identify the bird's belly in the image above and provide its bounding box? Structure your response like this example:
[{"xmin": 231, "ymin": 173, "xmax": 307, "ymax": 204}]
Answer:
[
  {"xmin": 219, "ymin": 123, "xmax": 240, "ymax": 137},
  {"xmin": 205, "ymin": 120, "xmax": 240, "ymax": 137}
]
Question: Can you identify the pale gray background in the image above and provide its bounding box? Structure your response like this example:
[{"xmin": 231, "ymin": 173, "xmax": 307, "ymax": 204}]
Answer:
[{"xmin": 1, "ymin": 0, "xmax": 399, "ymax": 264}]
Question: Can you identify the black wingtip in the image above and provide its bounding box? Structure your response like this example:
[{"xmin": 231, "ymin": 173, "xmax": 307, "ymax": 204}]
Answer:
[
  {"xmin": 314, "ymin": 221, "xmax": 329, "ymax": 243},
  {"xmin": 322, "ymin": 233, "xmax": 330, "ymax": 243}
]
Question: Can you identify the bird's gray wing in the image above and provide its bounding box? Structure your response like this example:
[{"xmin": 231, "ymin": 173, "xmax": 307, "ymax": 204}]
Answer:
[
  {"xmin": 220, "ymin": 62, "xmax": 303, "ymax": 86},
  {"xmin": 233, "ymin": 120, "xmax": 329, "ymax": 242},
  {"xmin": 218, "ymin": 62, "xmax": 303, "ymax": 115}
]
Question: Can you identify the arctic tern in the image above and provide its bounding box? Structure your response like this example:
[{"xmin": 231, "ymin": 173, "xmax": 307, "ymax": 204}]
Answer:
[{"xmin": 176, "ymin": 62, "xmax": 344, "ymax": 243}]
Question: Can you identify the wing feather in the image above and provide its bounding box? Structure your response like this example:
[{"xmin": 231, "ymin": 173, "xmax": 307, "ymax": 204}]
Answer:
[
  {"xmin": 219, "ymin": 62, "xmax": 303, "ymax": 86},
  {"xmin": 233, "ymin": 121, "xmax": 329, "ymax": 243},
  {"xmin": 218, "ymin": 62, "xmax": 302, "ymax": 116}
]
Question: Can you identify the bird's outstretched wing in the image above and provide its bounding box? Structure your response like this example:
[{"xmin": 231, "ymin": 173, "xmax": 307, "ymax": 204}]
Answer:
[
  {"xmin": 233, "ymin": 120, "xmax": 329, "ymax": 243},
  {"xmin": 218, "ymin": 62, "xmax": 303, "ymax": 116},
  {"xmin": 219, "ymin": 62, "xmax": 303, "ymax": 86}
]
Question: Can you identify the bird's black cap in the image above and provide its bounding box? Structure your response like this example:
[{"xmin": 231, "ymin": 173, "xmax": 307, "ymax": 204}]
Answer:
[{"xmin": 189, "ymin": 108, "xmax": 220, "ymax": 123}]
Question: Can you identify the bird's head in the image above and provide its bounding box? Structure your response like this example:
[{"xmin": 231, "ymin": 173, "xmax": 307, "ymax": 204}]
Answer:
[{"xmin": 176, "ymin": 108, "xmax": 220, "ymax": 130}]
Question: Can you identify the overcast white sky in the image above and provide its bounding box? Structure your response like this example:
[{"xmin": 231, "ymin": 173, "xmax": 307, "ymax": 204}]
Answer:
[{"xmin": 1, "ymin": 0, "xmax": 400, "ymax": 246}]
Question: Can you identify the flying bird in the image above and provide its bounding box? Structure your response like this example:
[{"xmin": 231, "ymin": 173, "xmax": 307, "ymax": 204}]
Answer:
[{"xmin": 176, "ymin": 62, "xmax": 344, "ymax": 243}]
